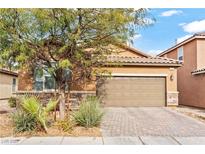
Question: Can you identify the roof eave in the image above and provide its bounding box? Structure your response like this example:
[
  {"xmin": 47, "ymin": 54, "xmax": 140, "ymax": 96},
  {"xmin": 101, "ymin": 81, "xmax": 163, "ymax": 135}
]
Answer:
[
  {"xmin": 0, "ymin": 69, "xmax": 18, "ymax": 76},
  {"xmin": 104, "ymin": 63, "xmax": 182, "ymax": 67},
  {"xmin": 158, "ymin": 35, "xmax": 205, "ymax": 56},
  {"xmin": 192, "ymin": 70, "xmax": 205, "ymax": 75}
]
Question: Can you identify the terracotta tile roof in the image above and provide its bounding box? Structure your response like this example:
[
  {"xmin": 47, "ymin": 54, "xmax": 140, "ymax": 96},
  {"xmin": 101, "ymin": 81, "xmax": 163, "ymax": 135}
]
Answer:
[
  {"xmin": 104, "ymin": 56, "xmax": 182, "ymax": 66},
  {"xmin": 192, "ymin": 67, "xmax": 205, "ymax": 75},
  {"xmin": 0, "ymin": 68, "xmax": 18, "ymax": 76}
]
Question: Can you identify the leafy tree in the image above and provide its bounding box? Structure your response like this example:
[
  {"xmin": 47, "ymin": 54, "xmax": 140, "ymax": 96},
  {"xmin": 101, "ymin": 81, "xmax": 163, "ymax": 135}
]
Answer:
[{"xmin": 0, "ymin": 8, "xmax": 153, "ymax": 119}]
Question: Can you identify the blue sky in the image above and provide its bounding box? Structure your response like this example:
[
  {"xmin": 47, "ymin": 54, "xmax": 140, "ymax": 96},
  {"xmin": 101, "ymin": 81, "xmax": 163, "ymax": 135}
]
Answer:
[{"xmin": 133, "ymin": 8, "xmax": 205, "ymax": 55}]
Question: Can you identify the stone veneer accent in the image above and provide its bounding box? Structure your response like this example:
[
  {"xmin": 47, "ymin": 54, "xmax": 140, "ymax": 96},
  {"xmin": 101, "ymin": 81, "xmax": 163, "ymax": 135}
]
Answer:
[
  {"xmin": 167, "ymin": 91, "xmax": 179, "ymax": 106},
  {"xmin": 13, "ymin": 91, "xmax": 96, "ymax": 108}
]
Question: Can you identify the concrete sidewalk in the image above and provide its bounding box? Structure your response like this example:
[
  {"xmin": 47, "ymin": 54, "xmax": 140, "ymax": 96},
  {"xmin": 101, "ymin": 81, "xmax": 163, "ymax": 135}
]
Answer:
[{"xmin": 1, "ymin": 136, "xmax": 205, "ymax": 145}]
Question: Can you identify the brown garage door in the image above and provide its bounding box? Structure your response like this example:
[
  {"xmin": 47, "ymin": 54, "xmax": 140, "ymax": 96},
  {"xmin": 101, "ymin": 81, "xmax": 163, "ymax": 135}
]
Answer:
[{"xmin": 97, "ymin": 77, "xmax": 166, "ymax": 107}]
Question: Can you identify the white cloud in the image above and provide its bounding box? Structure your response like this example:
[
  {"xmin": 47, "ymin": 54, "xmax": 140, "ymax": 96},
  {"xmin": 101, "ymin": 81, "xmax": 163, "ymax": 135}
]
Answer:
[
  {"xmin": 147, "ymin": 49, "xmax": 163, "ymax": 56},
  {"xmin": 161, "ymin": 10, "xmax": 183, "ymax": 17},
  {"xmin": 181, "ymin": 19, "xmax": 205, "ymax": 33},
  {"xmin": 127, "ymin": 34, "xmax": 142, "ymax": 46},
  {"xmin": 136, "ymin": 17, "xmax": 155, "ymax": 26},
  {"xmin": 179, "ymin": 23, "xmax": 186, "ymax": 26},
  {"xmin": 133, "ymin": 34, "xmax": 142, "ymax": 39},
  {"xmin": 176, "ymin": 34, "xmax": 192, "ymax": 43},
  {"xmin": 143, "ymin": 18, "xmax": 155, "ymax": 25}
]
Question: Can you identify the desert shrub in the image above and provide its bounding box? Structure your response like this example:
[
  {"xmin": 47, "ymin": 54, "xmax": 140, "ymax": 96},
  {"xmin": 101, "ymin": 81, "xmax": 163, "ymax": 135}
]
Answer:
[
  {"xmin": 11, "ymin": 111, "xmax": 37, "ymax": 133},
  {"xmin": 8, "ymin": 97, "xmax": 17, "ymax": 108},
  {"xmin": 73, "ymin": 96, "xmax": 104, "ymax": 128},
  {"xmin": 21, "ymin": 96, "xmax": 58, "ymax": 133},
  {"xmin": 57, "ymin": 118, "xmax": 75, "ymax": 132}
]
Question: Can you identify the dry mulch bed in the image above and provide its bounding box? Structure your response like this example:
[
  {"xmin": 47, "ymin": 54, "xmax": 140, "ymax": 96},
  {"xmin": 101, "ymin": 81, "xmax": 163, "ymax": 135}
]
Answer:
[
  {"xmin": 0, "ymin": 113, "xmax": 101, "ymax": 138},
  {"xmin": 0, "ymin": 113, "xmax": 13, "ymax": 137}
]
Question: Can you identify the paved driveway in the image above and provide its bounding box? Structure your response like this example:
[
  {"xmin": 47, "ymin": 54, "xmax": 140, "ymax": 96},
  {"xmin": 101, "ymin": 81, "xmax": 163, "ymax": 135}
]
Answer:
[{"xmin": 101, "ymin": 107, "xmax": 205, "ymax": 137}]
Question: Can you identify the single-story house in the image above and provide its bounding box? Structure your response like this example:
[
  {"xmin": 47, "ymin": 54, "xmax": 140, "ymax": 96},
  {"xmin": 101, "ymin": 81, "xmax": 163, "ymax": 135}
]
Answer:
[
  {"xmin": 16, "ymin": 45, "xmax": 181, "ymax": 107},
  {"xmin": 0, "ymin": 69, "xmax": 18, "ymax": 101}
]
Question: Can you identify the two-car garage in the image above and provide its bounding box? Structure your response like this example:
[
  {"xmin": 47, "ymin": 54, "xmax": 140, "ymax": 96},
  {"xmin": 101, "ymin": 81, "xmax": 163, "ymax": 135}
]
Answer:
[
  {"xmin": 97, "ymin": 76, "xmax": 166, "ymax": 107},
  {"xmin": 91, "ymin": 44, "xmax": 181, "ymax": 107}
]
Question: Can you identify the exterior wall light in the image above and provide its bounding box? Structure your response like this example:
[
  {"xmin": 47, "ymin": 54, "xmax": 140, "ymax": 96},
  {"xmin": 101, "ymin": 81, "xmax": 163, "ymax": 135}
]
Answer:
[{"xmin": 170, "ymin": 74, "xmax": 174, "ymax": 81}]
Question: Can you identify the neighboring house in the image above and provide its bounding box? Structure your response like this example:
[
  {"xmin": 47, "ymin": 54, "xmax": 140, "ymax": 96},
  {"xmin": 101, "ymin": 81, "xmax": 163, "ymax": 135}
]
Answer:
[
  {"xmin": 17, "ymin": 44, "xmax": 181, "ymax": 107},
  {"xmin": 158, "ymin": 33, "xmax": 205, "ymax": 108},
  {"xmin": 0, "ymin": 69, "xmax": 18, "ymax": 101}
]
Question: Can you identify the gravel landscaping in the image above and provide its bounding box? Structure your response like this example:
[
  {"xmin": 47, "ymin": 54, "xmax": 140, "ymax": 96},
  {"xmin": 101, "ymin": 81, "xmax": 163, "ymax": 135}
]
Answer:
[
  {"xmin": 0, "ymin": 113, "xmax": 101, "ymax": 138},
  {"xmin": 0, "ymin": 96, "xmax": 103, "ymax": 138}
]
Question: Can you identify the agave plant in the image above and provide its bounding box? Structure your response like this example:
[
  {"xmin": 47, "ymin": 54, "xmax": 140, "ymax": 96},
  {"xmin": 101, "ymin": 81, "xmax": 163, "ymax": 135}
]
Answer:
[{"xmin": 21, "ymin": 96, "xmax": 58, "ymax": 133}]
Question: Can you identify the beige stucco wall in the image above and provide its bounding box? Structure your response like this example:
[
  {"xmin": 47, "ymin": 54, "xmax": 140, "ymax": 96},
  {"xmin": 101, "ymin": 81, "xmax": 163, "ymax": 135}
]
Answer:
[
  {"xmin": 196, "ymin": 39, "xmax": 205, "ymax": 70},
  {"xmin": 110, "ymin": 45, "xmax": 146, "ymax": 57},
  {"xmin": 17, "ymin": 44, "xmax": 179, "ymax": 106},
  {"xmin": 99, "ymin": 66, "xmax": 178, "ymax": 106},
  {"xmin": 18, "ymin": 65, "xmax": 179, "ymax": 106},
  {"xmin": 0, "ymin": 73, "xmax": 18, "ymax": 99},
  {"xmin": 103, "ymin": 66, "xmax": 177, "ymax": 91},
  {"xmin": 18, "ymin": 45, "xmax": 146, "ymax": 92},
  {"xmin": 74, "ymin": 66, "xmax": 178, "ymax": 91},
  {"xmin": 112, "ymin": 49, "xmax": 144, "ymax": 57},
  {"xmin": 79, "ymin": 66, "xmax": 179, "ymax": 106}
]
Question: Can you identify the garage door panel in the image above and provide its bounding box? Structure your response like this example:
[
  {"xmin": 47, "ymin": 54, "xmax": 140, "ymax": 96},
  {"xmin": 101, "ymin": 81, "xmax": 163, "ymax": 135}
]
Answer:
[{"xmin": 97, "ymin": 77, "xmax": 165, "ymax": 107}]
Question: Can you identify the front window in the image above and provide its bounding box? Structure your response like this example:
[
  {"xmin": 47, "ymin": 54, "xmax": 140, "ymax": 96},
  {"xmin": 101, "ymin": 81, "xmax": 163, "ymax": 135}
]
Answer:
[
  {"xmin": 44, "ymin": 76, "xmax": 55, "ymax": 90},
  {"xmin": 34, "ymin": 66, "xmax": 72, "ymax": 91},
  {"xmin": 177, "ymin": 47, "xmax": 183, "ymax": 61},
  {"xmin": 12, "ymin": 78, "xmax": 16, "ymax": 92},
  {"xmin": 34, "ymin": 68, "xmax": 55, "ymax": 91}
]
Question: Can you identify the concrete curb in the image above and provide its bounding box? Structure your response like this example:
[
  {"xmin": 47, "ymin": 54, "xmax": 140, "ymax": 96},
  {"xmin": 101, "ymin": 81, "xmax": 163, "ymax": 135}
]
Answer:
[{"xmin": 1, "ymin": 136, "xmax": 205, "ymax": 145}]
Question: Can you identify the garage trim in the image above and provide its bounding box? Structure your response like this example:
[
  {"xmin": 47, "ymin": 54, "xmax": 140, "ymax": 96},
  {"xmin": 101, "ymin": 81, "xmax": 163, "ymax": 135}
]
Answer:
[{"xmin": 99, "ymin": 73, "xmax": 168, "ymax": 77}]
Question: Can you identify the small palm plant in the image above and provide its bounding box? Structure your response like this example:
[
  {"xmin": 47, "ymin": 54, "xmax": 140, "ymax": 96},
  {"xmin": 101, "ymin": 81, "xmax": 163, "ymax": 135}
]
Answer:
[{"xmin": 21, "ymin": 96, "xmax": 58, "ymax": 133}]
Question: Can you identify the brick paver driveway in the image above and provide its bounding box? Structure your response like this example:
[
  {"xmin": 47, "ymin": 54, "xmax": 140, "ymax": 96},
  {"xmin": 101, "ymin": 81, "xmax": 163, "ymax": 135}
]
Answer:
[{"xmin": 101, "ymin": 107, "xmax": 205, "ymax": 137}]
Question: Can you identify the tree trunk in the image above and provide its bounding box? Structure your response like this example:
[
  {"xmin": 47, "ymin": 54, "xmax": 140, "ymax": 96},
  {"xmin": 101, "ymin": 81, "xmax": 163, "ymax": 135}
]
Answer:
[
  {"xmin": 59, "ymin": 89, "xmax": 65, "ymax": 120},
  {"xmin": 42, "ymin": 121, "xmax": 48, "ymax": 133},
  {"xmin": 54, "ymin": 88, "xmax": 57, "ymax": 121},
  {"xmin": 67, "ymin": 91, "xmax": 70, "ymax": 114}
]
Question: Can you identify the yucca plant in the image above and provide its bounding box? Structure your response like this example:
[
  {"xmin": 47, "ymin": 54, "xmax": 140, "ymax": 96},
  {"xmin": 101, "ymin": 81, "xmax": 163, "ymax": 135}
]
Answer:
[
  {"xmin": 21, "ymin": 96, "xmax": 58, "ymax": 133},
  {"xmin": 73, "ymin": 96, "xmax": 104, "ymax": 128},
  {"xmin": 11, "ymin": 111, "xmax": 37, "ymax": 133}
]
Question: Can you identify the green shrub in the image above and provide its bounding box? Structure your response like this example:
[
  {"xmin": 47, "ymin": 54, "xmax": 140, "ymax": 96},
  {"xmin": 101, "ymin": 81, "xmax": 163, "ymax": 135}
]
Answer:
[
  {"xmin": 11, "ymin": 111, "xmax": 37, "ymax": 133},
  {"xmin": 8, "ymin": 97, "xmax": 17, "ymax": 108},
  {"xmin": 21, "ymin": 96, "xmax": 58, "ymax": 133},
  {"xmin": 73, "ymin": 96, "xmax": 104, "ymax": 128},
  {"xmin": 57, "ymin": 118, "xmax": 75, "ymax": 132}
]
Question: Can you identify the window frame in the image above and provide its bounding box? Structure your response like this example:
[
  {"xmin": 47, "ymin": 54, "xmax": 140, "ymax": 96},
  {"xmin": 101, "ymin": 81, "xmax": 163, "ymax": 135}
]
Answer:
[
  {"xmin": 43, "ymin": 71, "xmax": 56, "ymax": 91},
  {"xmin": 12, "ymin": 78, "xmax": 17, "ymax": 92},
  {"xmin": 34, "ymin": 68, "xmax": 56, "ymax": 92},
  {"xmin": 34, "ymin": 67, "xmax": 71, "ymax": 92},
  {"xmin": 177, "ymin": 46, "xmax": 184, "ymax": 61}
]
